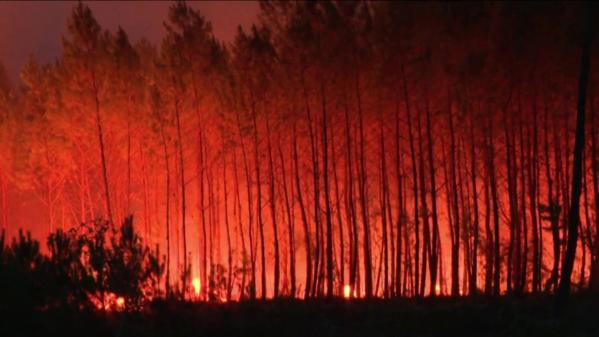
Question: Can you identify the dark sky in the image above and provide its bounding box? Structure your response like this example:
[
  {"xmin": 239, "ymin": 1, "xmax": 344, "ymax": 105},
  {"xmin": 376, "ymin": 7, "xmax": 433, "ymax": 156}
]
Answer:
[{"xmin": 0, "ymin": 1, "xmax": 259, "ymax": 84}]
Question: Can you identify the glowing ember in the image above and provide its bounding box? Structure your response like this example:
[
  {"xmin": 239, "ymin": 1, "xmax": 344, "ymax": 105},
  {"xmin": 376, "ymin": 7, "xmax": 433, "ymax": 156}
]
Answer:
[
  {"xmin": 435, "ymin": 284, "xmax": 441, "ymax": 294},
  {"xmin": 343, "ymin": 285, "xmax": 351, "ymax": 299},
  {"xmin": 116, "ymin": 296, "xmax": 125, "ymax": 309},
  {"xmin": 192, "ymin": 277, "xmax": 201, "ymax": 297}
]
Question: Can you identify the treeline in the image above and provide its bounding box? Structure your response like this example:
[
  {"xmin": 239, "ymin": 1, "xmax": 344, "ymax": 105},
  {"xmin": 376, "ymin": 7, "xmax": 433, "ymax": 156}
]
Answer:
[{"xmin": 0, "ymin": 1, "xmax": 598, "ymax": 300}]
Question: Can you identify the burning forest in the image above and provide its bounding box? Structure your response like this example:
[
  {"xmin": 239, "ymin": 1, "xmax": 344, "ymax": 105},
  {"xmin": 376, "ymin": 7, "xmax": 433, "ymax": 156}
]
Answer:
[{"xmin": 0, "ymin": 1, "xmax": 599, "ymax": 336}]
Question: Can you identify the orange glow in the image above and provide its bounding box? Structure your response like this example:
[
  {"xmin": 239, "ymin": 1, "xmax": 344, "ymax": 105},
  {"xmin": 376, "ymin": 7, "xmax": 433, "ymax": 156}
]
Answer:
[
  {"xmin": 0, "ymin": 0, "xmax": 599, "ymax": 302},
  {"xmin": 116, "ymin": 296, "xmax": 125, "ymax": 309},
  {"xmin": 343, "ymin": 285, "xmax": 351, "ymax": 299},
  {"xmin": 192, "ymin": 277, "xmax": 201, "ymax": 297},
  {"xmin": 90, "ymin": 292, "xmax": 124, "ymax": 311}
]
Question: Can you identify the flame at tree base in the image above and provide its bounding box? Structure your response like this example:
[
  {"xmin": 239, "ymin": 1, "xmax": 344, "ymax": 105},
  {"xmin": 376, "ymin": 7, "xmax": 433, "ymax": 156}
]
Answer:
[{"xmin": 192, "ymin": 277, "xmax": 201, "ymax": 298}]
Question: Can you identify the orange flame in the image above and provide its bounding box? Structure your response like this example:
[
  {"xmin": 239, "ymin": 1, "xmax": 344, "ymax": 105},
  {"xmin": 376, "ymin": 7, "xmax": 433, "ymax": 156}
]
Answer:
[
  {"xmin": 192, "ymin": 277, "xmax": 201, "ymax": 297},
  {"xmin": 116, "ymin": 296, "xmax": 125, "ymax": 310},
  {"xmin": 343, "ymin": 285, "xmax": 351, "ymax": 299}
]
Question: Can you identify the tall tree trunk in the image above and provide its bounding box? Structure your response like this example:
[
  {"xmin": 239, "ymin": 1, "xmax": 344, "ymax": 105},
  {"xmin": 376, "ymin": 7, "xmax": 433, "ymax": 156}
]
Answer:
[
  {"xmin": 557, "ymin": 9, "xmax": 593, "ymax": 302},
  {"xmin": 483, "ymin": 137, "xmax": 493, "ymax": 295},
  {"xmin": 266, "ymin": 118, "xmax": 280, "ymax": 298},
  {"xmin": 403, "ymin": 64, "xmax": 419, "ymax": 296},
  {"xmin": 235, "ymin": 103, "xmax": 255, "ymax": 300},
  {"xmin": 233, "ymin": 149, "xmax": 248, "ymax": 300},
  {"xmin": 293, "ymin": 123, "xmax": 312, "ymax": 299},
  {"xmin": 251, "ymin": 95, "xmax": 267, "ymax": 300},
  {"xmin": 198, "ymin": 127, "xmax": 208, "ymax": 299},
  {"xmin": 356, "ymin": 71, "xmax": 373, "ymax": 298},
  {"xmin": 91, "ymin": 70, "xmax": 112, "ymax": 224},
  {"xmin": 331, "ymin": 118, "xmax": 345, "ymax": 297},
  {"xmin": 504, "ymin": 105, "xmax": 517, "ymax": 294},
  {"xmin": 321, "ymin": 82, "xmax": 334, "ymax": 298},
  {"xmin": 469, "ymin": 113, "xmax": 479, "ymax": 295},
  {"xmin": 447, "ymin": 90, "xmax": 460, "ymax": 296},
  {"xmin": 279, "ymin": 138, "xmax": 296, "ymax": 297},
  {"xmin": 519, "ymin": 110, "xmax": 529, "ymax": 293},
  {"xmin": 344, "ymin": 92, "xmax": 359, "ymax": 298},
  {"xmin": 530, "ymin": 96, "xmax": 541, "ymax": 292},
  {"xmin": 173, "ymin": 92, "xmax": 188, "ymax": 289},
  {"xmin": 487, "ymin": 118, "xmax": 501, "ymax": 295},
  {"xmin": 379, "ymin": 103, "xmax": 389, "ymax": 298},
  {"xmin": 394, "ymin": 94, "xmax": 404, "ymax": 297},
  {"xmin": 543, "ymin": 97, "xmax": 560, "ymax": 292},
  {"xmin": 582, "ymin": 151, "xmax": 592, "ymax": 289},
  {"xmin": 417, "ymin": 107, "xmax": 430, "ymax": 297},
  {"xmin": 590, "ymin": 89, "xmax": 599, "ymax": 291},
  {"xmin": 301, "ymin": 72, "xmax": 321, "ymax": 297},
  {"xmin": 222, "ymin": 145, "xmax": 233, "ymax": 301},
  {"xmin": 160, "ymin": 127, "xmax": 171, "ymax": 296}
]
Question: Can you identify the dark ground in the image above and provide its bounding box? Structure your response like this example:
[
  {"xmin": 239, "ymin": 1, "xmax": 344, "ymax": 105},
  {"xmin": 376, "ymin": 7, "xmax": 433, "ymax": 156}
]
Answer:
[{"xmin": 2, "ymin": 294, "xmax": 598, "ymax": 337}]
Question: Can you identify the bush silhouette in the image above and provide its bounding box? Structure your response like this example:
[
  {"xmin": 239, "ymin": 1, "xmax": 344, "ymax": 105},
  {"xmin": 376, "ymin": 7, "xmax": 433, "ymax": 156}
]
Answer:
[
  {"xmin": 0, "ymin": 217, "xmax": 164, "ymax": 311},
  {"xmin": 0, "ymin": 229, "xmax": 48, "ymax": 310}
]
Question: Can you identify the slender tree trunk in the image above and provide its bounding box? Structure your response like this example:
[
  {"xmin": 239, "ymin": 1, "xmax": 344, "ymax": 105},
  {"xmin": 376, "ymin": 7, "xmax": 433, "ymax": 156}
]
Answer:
[
  {"xmin": 320, "ymin": 82, "xmax": 334, "ymax": 298},
  {"xmin": 235, "ymin": 103, "xmax": 255, "ymax": 300},
  {"xmin": 403, "ymin": 64, "xmax": 419, "ymax": 296},
  {"xmin": 279, "ymin": 138, "xmax": 296, "ymax": 297},
  {"xmin": 544, "ymin": 96, "xmax": 560, "ymax": 292},
  {"xmin": 443, "ymin": 141, "xmax": 456, "ymax": 296},
  {"xmin": 126, "ymin": 104, "xmax": 132, "ymax": 216},
  {"xmin": 139, "ymin": 143, "xmax": 151, "ymax": 246},
  {"xmin": 301, "ymin": 71, "xmax": 321, "ymax": 297},
  {"xmin": 197, "ymin": 126, "xmax": 208, "ymax": 299},
  {"xmin": 530, "ymin": 96, "xmax": 541, "ymax": 292},
  {"xmin": 160, "ymin": 126, "xmax": 171, "ymax": 296},
  {"xmin": 331, "ymin": 119, "xmax": 345, "ymax": 297},
  {"xmin": 483, "ymin": 138, "xmax": 493, "ymax": 295},
  {"xmin": 379, "ymin": 103, "xmax": 389, "ymax": 298},
  {"xmin": 91, "ymin": 70, "xmax": 112, "ymax": 224},
  {"xmin": 173, "ymin": 92, "xmax": 188, "ymax": 289},
  {"xmin": 293, "ymin": 123, "xmax": 312, "ymax": 299},
  {"xmin": 448, "ymin": 91, "xmax": 460, "ymax": 296},
  {"xmin": 344, "ymin": 92, "xmax": 359, "ymax": 298},
  {"xmin": 233, "ymin": 149, "xmax": 247, "ymax": 300},
  {"xmin": 417, "ymin": 107, "xmax": 430, "ymax": 297},
  {"xmin": 487, "ymin": 118, "xmax": 501, "ymax": 295},
  {"xmin": 504, "ymin": 106, "xmax": 517, "ymax": 294},
  {"xmin": 582, "ymin": 151, "xmax": 592, "ymax": 289},
  {"xmin": 222, "ymin": 143, "xmax": 233, "ymax": 301},
  {"xmin": 469, "ymin": 114, "xmax": 479, "ymax": 295},
  {"xmin": 519, "ymin": 111, "xmax": 529, "ymax": 293},
  {"xmin": 207, "ymin": 148, "xmax": 216, "ymax": 295},
  {"xmin": 590, "ymin": 89, "xmax": 599, "ymax": 291},
  {"xmin": 356, "ymin": 71, "xmax": 373, "ymax": 298},
  {"xmin": 462, "ymin": 132, "xmax": 472, "ymax": 294},
  {"xmin": 250, "ymin": 95, "xmax": 267, "ymax": 300},
  {"xmin": 557, "ymin": 10, "xmax": 593, "ymax": 302},
  {"xmin": 394, "ymin": 95, "xmax": 404, "ymax": 297},
  {"xmin": 266, "ymin": 118, "xmax": 280, "ymax": 298}
]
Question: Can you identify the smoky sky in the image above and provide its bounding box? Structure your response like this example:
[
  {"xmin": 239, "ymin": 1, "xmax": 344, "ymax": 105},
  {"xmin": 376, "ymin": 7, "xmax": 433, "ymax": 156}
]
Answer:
[{"xmin": 0, "ymin": 1, "xmax": 259, "ymax": 85}]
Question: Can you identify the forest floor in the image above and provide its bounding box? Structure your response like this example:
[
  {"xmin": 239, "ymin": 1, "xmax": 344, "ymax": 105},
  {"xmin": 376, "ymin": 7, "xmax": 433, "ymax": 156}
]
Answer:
[{"xmin": 2, "ymin": 294, "xmax": 598, "ymax": 337}]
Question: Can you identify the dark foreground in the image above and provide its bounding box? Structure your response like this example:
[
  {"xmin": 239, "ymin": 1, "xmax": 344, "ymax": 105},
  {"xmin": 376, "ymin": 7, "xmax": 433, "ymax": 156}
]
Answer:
[{"xmin": 2, "ymin": 295, "xmax": 598, "ymax": 337}]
